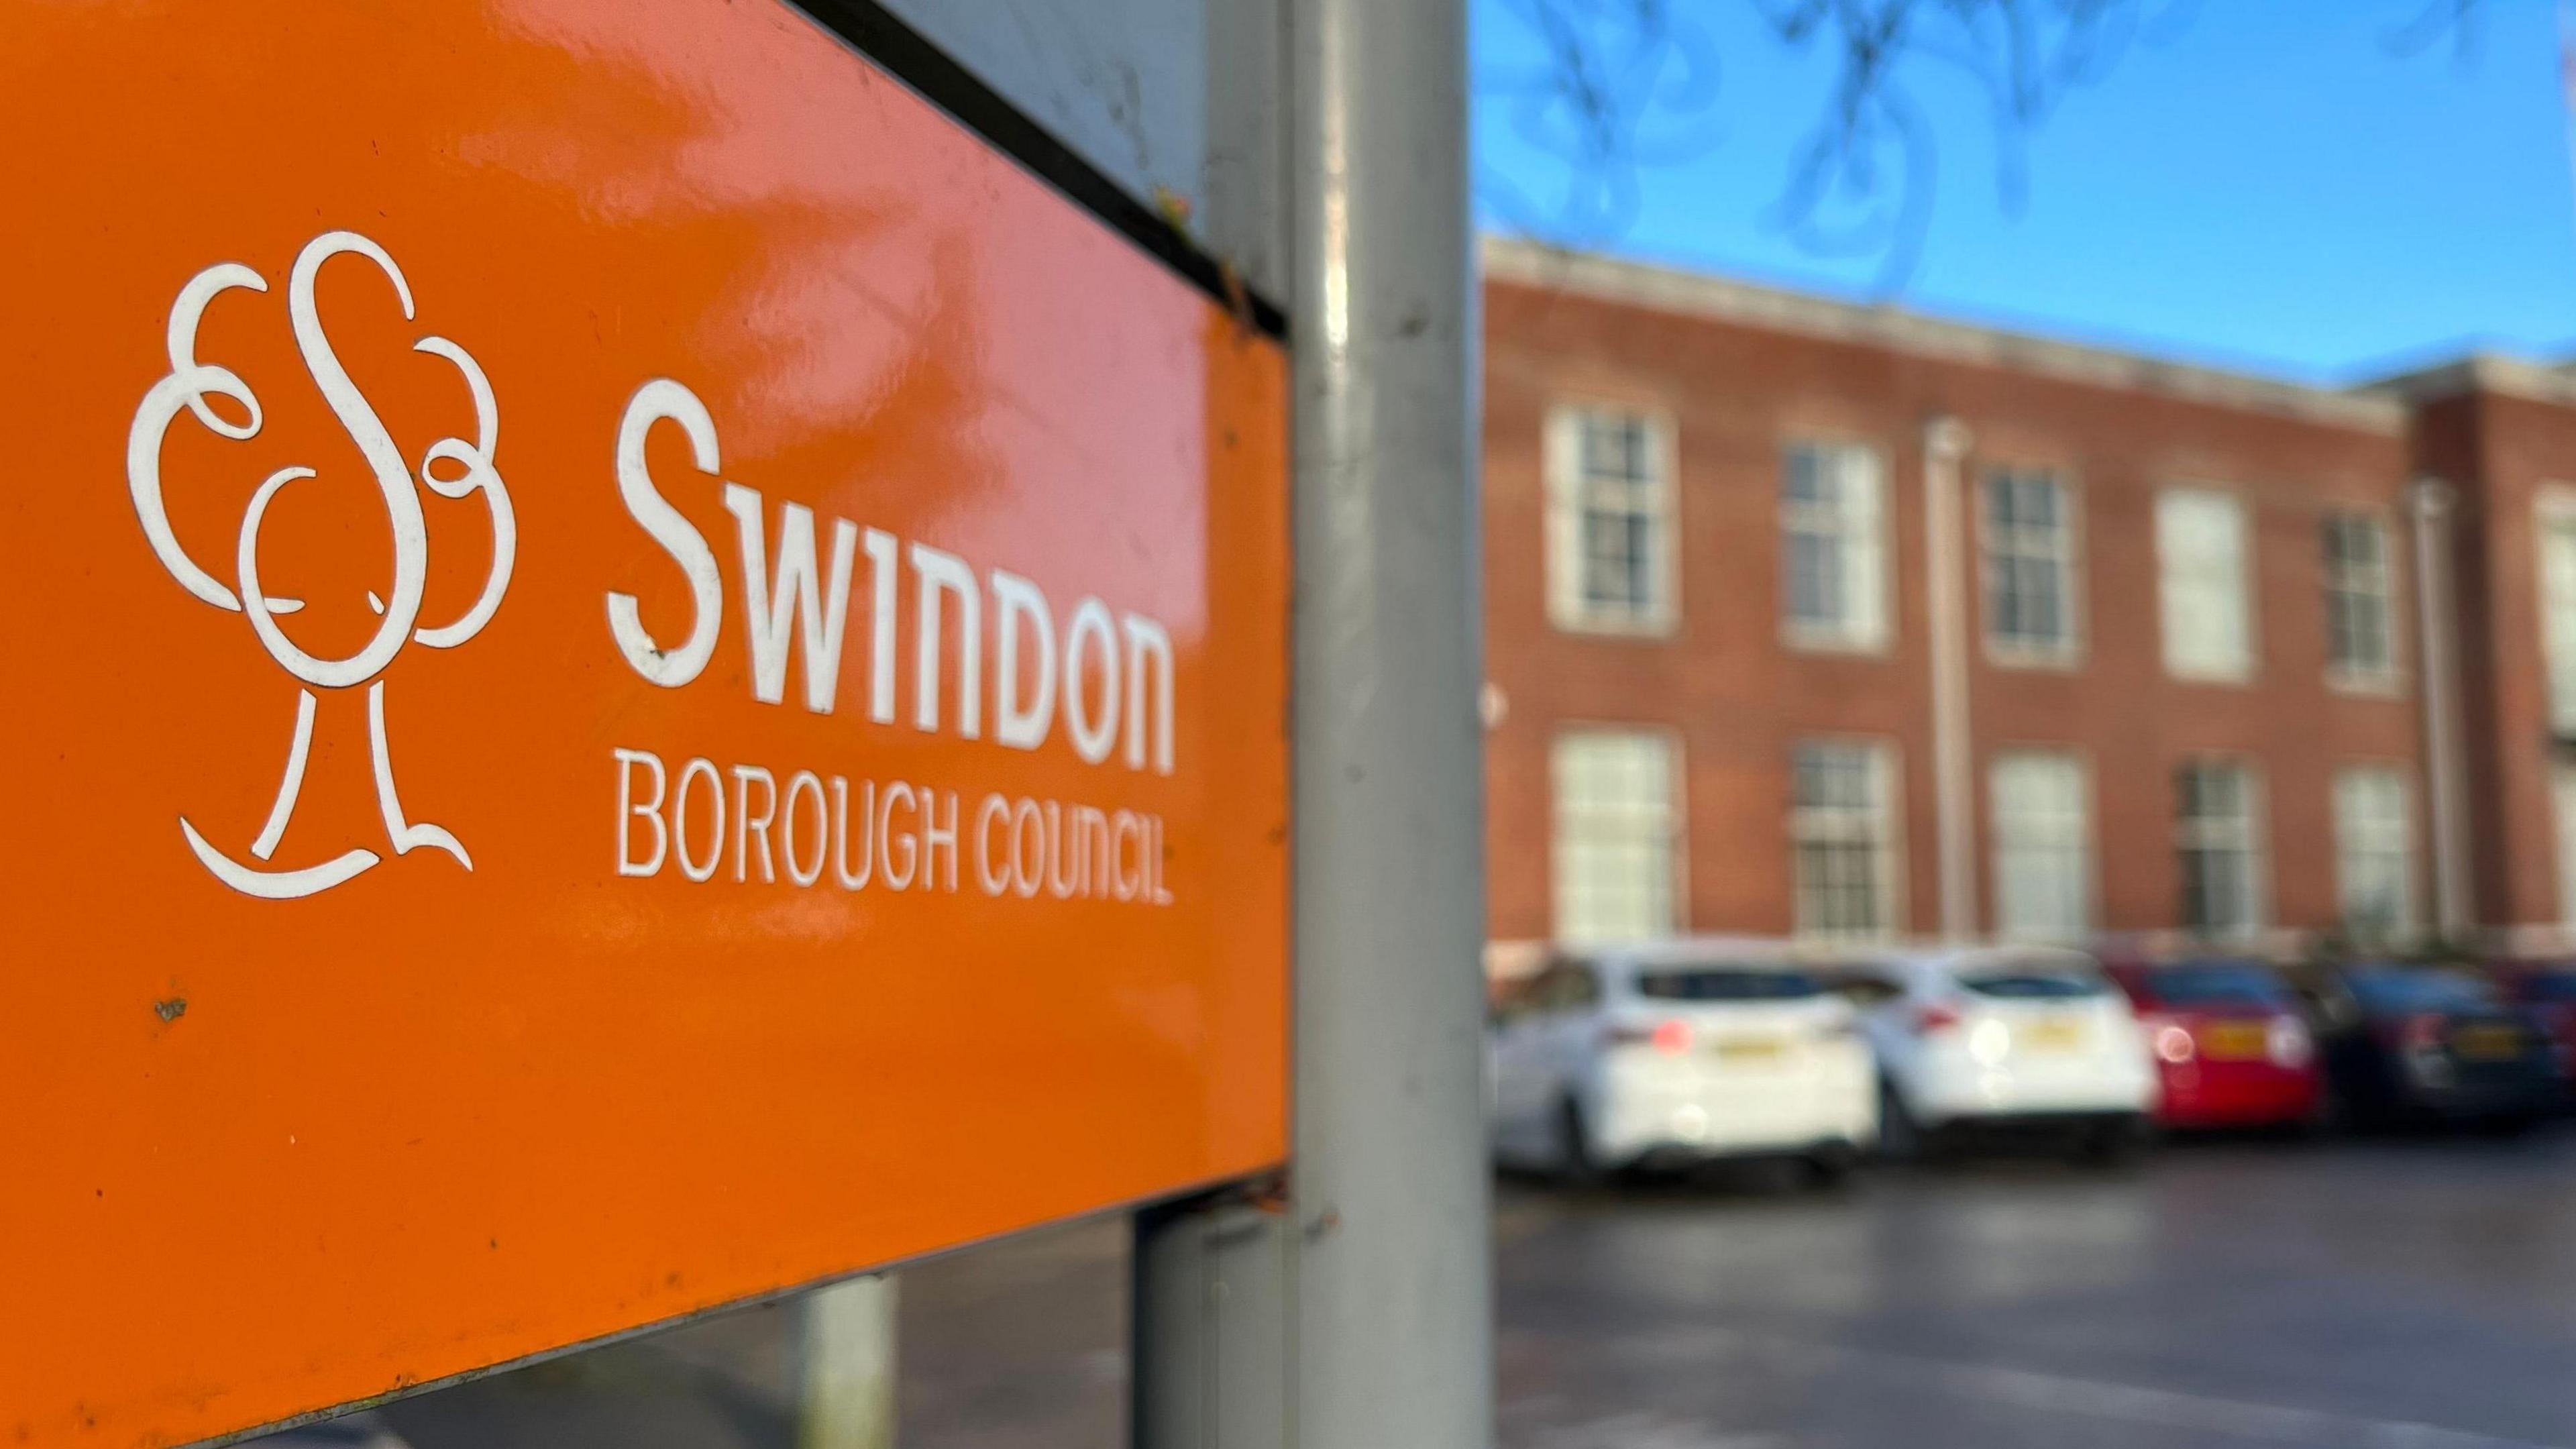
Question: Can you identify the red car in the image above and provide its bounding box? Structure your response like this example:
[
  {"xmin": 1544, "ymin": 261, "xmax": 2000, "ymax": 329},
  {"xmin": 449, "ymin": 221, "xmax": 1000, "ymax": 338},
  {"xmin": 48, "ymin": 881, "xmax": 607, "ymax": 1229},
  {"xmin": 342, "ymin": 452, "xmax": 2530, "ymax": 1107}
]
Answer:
[{"xmin": 2109, "ymin": 959, "xmax": 2322, "ymax": 1130}]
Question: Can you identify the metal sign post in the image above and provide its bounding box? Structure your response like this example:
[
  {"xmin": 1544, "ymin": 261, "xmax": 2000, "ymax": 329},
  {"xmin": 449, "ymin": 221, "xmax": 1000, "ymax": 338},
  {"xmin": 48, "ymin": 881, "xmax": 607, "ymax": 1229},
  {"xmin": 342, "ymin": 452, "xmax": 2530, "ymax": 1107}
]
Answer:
[
  {"xmin": 1284, "ymin": 0, "xmax": 1490, "ymax": 1444},
  {"xmin": 1133, "ymin": 0, "xmax": 1485, "ymax": 1442}
]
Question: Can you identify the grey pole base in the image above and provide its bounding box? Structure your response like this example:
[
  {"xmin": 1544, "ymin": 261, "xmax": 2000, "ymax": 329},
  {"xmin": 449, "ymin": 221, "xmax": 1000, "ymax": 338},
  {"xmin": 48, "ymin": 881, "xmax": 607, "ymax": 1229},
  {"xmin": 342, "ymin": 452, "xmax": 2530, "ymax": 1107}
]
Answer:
[{"xmin": 1132, "ymin": 1191, "xmax": 1291, "ymax": 1449}]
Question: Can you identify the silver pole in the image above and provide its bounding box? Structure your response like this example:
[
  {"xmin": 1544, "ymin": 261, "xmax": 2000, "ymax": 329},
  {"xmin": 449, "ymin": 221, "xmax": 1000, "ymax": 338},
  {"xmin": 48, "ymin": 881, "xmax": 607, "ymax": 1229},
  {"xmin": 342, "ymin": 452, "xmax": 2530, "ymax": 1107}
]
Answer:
[
  {"xmin": 2410, "ymin": 478, "xmax": 2472, "ymax": 941},
  {"xmin": 1287, "ymin": 0, "xmax": 1489, "ymax": 1444},
  {"xmin": 1924, "ymin": 418, "xmax": 1977, "ymax": 941}
]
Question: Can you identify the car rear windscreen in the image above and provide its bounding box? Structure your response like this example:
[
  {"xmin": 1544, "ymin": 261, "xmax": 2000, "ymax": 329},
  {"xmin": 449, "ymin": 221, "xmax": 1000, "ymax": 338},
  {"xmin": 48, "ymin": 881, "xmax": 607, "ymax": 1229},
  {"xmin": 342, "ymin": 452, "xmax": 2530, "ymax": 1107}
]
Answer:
[
  {"xmin": 2147, "ymin": 963, "xmax": 2289, "ymax": 1008},
  {"xmin": 1634, "ymin": 968, "xmax": 1823, "ymax": 1002},
  {"xmin": 2518, "ymin": 971, "xmax": 2576, "ymax": 1003},
  {"xmin": 1960, "ymin": 967, "xmax": 2106, "ymax": 1000},
  {"xmin": 2347, "ymin": 970, "xmax": 2500, "ymax": 1014}
]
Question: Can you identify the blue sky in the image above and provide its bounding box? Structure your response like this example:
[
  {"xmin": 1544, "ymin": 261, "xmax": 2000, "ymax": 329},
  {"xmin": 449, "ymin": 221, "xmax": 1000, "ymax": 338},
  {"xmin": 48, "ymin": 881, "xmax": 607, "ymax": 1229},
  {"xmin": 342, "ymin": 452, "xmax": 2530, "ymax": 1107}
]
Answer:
[{"xmin": 1473, "ymin": 1, "xmax": 2576, "ymax": 383}]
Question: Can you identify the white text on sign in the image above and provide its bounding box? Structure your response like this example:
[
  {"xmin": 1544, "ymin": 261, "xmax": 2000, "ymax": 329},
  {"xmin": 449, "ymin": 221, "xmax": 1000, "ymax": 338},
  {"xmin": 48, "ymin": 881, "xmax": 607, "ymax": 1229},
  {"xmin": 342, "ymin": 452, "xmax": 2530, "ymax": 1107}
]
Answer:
[
  {"xmin": 608, "ymin": 379, "xmax": 1177, "ymax": 773},
  {"xmin": 611, "ymin": 751, "xmax": 1173, "ymax": 904}
]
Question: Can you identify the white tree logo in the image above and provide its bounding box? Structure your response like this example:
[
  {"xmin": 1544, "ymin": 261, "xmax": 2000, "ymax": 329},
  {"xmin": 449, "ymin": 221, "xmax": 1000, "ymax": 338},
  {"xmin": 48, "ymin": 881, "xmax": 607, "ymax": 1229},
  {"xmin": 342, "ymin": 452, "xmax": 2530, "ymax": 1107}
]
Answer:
[{"xmin": 128, "ymin": 230, "xmax": 516, "ymax": 900}]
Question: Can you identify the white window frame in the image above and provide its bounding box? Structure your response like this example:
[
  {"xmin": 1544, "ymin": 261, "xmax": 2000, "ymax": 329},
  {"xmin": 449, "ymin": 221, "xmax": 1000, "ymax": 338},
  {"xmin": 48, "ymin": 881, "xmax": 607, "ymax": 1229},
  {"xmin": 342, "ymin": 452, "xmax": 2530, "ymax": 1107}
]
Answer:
[
  {"xmin": 2156, "ymin": 486, "xmax": 2258, "ymax": 685},
  {"xmin": 2332, "ymin": 763, "xmax": 2416, "ymax": 941},
  {"xmin": 2555, "ymin": 760, "xmax": 2576, "ymax": 928},
  {"xmin": 1780, "ymin": 439, "xmax": 1890, "ymax": 655},
  {"xmin": 1988, "ymin": 747, "xmax": 2096, "ymax": 943},
  {"xmin": 2174, "ymin": 757, "xmax": 2269, "ymax": 938},
  {"xmin": 1790, "ymin": 737, "xmax": 1904, "ymax": 941},
  {"xmin": 2536, "ymin": 485, "xmax": 2576, "ymax": 735},
  {"xmin": 1979, "ymin": 465, "xmax": 2086, "ymax": 668},
  {"xmin": 2322, "ymin": 508, "xmax": 2402, "ymax": 696},
  {"xmin": 1550, "ymin": 726, "xmax": 1684, "ymax": 943},
  {"xmin": 1544, "ymin": 405, "xmax": 1677, "ymax": 636}
]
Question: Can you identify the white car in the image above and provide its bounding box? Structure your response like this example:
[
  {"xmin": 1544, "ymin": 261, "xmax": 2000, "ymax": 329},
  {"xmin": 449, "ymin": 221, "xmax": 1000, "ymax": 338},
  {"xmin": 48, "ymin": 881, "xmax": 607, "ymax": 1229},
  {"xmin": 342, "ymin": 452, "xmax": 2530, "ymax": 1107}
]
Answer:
[
  {"xmin": 1837, "ymin": 947, "xmax": 2157, "ymax": 1163},
  {"xmin": 1488, "ymin": 939, "xmax": 1878, "ymax": 1183}
]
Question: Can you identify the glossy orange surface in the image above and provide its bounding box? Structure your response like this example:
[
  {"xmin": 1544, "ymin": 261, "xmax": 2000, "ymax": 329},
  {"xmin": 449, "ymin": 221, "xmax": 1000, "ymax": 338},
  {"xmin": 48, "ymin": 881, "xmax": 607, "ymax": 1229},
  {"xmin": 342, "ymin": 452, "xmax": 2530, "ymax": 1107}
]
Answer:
[{"xmin": 0, "ymin": 3, "xmax": 1289, "ymax": 1444}]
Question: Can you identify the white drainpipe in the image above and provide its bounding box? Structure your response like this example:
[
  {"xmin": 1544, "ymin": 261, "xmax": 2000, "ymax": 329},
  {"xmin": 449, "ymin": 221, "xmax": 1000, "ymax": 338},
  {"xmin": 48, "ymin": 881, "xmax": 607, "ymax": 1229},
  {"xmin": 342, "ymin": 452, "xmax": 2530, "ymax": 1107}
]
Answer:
[
  {"xmin": 1926, "ymin": 417, "xmax": 1977, "ymax": 942},
  {"xmin": 2409, "ymin": 477, "xmax": 2471, "ymax": 941}
]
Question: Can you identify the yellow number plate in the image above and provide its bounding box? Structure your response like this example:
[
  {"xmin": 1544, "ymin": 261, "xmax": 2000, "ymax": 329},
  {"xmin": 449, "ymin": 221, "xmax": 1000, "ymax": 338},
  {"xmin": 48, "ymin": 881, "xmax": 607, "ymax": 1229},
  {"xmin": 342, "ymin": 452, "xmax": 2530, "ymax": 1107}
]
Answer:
[
  {"xmin": 2022, "ymin": 1019, "xmax": 2086, "ymax": 1051},
  {"xmin": 2201, "ymin": 1022, "xmax": 2270, "ymax": 1061},
  {"xmin": 2453, "ymin": 1025, "xmax": 2526, "ymax": 1062}
]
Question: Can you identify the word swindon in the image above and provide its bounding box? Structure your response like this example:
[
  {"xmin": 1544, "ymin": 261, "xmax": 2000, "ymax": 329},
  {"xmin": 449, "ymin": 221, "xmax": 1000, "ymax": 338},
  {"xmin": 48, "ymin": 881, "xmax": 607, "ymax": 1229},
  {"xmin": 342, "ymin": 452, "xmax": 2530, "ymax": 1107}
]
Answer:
[
  {"xmin": 614, "ymin": 749, "xmax": 1173, "ymax": 903},
  {"xmin": 608, "ymin": 379, "xmax": 1175, "ymax": 774}
]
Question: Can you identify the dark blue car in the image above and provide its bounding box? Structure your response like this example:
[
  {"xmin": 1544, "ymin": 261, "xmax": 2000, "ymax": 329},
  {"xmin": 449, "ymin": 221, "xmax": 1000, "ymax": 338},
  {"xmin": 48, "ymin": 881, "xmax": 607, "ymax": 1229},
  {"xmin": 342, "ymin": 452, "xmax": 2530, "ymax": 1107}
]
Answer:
[{"xmin": 2305, "ymin": 965, "xmax": 2559, "ymax": 1131}]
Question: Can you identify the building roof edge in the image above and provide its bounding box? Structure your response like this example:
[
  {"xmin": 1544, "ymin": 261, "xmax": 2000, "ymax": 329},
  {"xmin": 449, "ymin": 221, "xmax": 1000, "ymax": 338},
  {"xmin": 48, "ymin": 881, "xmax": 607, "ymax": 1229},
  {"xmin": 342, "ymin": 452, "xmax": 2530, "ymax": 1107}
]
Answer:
[
  {"xmin": 2354, "ymin": 353, "xmax": 2576, "ymax": 409},
  {"xmin": 1481, "ymin": 235, "xmax": 2414, "ymax": 436}
]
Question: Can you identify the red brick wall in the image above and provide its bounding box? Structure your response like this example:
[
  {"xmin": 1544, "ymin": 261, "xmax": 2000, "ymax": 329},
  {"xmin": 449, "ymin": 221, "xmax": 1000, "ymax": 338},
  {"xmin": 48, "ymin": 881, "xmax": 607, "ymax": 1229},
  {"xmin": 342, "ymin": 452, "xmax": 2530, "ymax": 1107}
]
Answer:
[
  {"xmin": 2415, "ymin": 388, "xmax": 2576, "ymax": 928},
  {"xmin": 1483, "ymin": 276, "xmax": 2424, "ymax": 944}
]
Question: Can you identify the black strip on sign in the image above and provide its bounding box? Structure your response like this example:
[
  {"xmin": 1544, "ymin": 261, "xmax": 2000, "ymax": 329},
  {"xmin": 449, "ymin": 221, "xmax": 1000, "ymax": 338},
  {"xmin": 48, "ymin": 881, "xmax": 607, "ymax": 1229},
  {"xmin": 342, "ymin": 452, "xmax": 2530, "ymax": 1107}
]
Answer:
[{"xmin": 788, "ymin": 0, "xmax": 1291, "ymax": 341}]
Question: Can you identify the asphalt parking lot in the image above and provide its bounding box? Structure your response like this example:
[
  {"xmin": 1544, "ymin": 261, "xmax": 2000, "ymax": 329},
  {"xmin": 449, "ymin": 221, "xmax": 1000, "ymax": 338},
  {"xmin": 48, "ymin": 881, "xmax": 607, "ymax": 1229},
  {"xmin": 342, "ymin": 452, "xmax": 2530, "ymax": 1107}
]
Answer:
[
  {"xmin": 262, "ymin": 1128, "xmax": 2576, "ymax": 1449},
  {"xmin": 1497, "ymin": 1130, "xmax": 2576, "ymax": 1449}
]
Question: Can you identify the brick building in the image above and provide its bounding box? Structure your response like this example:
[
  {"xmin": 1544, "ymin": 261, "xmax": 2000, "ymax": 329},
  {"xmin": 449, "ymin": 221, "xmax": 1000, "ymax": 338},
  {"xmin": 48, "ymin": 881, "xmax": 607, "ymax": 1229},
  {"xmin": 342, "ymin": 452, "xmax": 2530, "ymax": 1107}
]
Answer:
[{"xmin": 1481, "ymin": 237, "xmax": 2576, "ymax": 959}]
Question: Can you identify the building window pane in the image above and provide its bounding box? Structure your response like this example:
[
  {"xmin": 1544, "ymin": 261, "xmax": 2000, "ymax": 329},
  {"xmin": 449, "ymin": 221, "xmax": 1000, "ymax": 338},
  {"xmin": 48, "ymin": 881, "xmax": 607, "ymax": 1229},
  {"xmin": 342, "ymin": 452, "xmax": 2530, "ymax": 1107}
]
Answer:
[
  {"xmin": 1990, "ymin": 750, "xmax": 2090, "ymax": 941},
  {"xmin": 1792, "ymin": 740, "xmax": 1898, "ymax": 940},
  {"xmin": 1782, "ymin": 441, "xmax": 1888, "ymax": 651},
  {"xmin": 2322, "ymin": 512, "xmax": 2397, "ymax": 686},
  {"xmin": 2539, "ymin": 498, "xmax": 2576, "ymax": 733},
  {"xmin": 2333, "ymin": 765, "xmax": 2414, "ymax": 940},
  {"xmin": 2157, "ymin": 488, "xmax": 2254, "ymax": 682},
  {"xmin": 2176, "ymin": 759, "xmax": 2265, "ymax": 935},
  {"xmin": 1546, "ymin": 407, "xmax": 1673, "ymax": 633},
  {"xmin": 1552, "ymin": 730, "xmax": 1677, "ymax": 943},
  {"xmin": 1984, "ymin": 468, "xmax": 2079, "ymax": 660}
]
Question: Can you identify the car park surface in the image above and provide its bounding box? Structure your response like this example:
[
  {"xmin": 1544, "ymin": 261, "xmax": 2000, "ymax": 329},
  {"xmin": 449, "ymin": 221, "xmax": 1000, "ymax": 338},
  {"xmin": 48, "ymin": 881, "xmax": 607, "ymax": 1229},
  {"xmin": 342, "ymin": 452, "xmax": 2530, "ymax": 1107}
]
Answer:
[{"xmin": 1495, "ymin": 1129, "xmax": 2576, "ymax": 1449}]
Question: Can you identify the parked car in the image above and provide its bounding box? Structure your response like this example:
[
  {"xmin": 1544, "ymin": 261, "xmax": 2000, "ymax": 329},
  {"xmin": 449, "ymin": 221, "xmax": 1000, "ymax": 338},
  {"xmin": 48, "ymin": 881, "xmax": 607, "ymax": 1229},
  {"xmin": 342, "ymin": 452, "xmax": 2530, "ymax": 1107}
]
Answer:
[
  {"xmin": 2488, "ymin": 959, "xmax": 2576, "ymax": 1103},
  {"xmin": 2303, "ymin": 963, "xmax": 2561, "ymax": 1130},
  {"xmin": 1837, "ymin": 947, "xmax": 2156, "ymax": 1163},
  {"xmin": 2108, "ymin": 958, "xmax": 2322, "ymax": 1132},
  {"xmin": 1487, "ymin": 939, "xmax": 1878, "ymax": 1185}
]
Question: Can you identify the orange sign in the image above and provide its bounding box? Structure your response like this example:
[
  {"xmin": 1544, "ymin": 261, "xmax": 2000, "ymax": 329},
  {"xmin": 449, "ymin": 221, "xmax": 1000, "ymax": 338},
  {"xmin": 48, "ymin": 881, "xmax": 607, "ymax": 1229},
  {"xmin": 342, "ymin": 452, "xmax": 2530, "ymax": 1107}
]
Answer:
[{"xmin": 0, "ymin": 3, "xmax": 1289, "ymax": 1444}]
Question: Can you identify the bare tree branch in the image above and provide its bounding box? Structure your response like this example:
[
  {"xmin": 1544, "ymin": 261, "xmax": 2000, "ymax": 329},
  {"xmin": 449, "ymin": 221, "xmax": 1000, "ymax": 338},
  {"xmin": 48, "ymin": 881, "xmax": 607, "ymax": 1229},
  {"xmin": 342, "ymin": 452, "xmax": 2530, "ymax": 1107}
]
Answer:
[
  {"xmin": 1483, "ymin": 0, "xmax": 2470, "ymax": 292},
  {"xmin": 2385, "ymin": 0, "xmax": 2482, "ymax": 61},
  {"xmin": 1479, "ymin": 0, "xmax": 1727, "ymax": 238}
]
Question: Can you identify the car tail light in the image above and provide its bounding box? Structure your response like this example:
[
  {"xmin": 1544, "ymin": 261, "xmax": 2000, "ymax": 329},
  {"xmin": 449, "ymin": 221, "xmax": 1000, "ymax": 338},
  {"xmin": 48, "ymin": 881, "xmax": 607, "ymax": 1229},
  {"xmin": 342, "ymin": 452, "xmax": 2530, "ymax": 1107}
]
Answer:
[
  {"xmin": 1603, "ymin": 1019, "xmax": 1694, "ymax": 1055},
  {"xmin": 2265, "ymin": 1014, "xmax": 2313, "ymax": 1069},
  {"xmin": 2390, "ymin": 1012, "xmax": 2457, "ymax": 1088},
  {"xmin": 1914, "ymin": 1002, "xmax": 1962, "ymax": 1034},
  {"xmin": 2397, "ymin": 1012, "xmax": 2447, "ymax": 1052},
  {"xmin": 2151, "ymin": 1022, "xmax": 2196, "ymax": 1065}
]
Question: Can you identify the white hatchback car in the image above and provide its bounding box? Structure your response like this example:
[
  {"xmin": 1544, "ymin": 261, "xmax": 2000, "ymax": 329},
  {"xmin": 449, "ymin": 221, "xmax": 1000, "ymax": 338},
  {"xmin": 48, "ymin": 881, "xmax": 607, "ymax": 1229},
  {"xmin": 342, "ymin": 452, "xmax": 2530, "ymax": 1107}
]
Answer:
[
  {"xmin": 1488, "ymin": 939, "xmax": 1878, "ymax": 1183},
  {"xmin": 1837, "ymin": 947, "xmax": 2157, "ymax": 1162}
]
